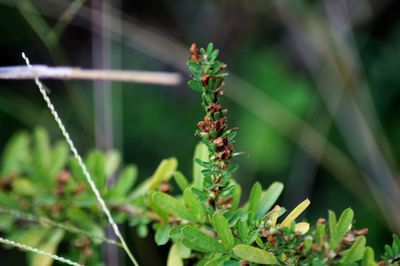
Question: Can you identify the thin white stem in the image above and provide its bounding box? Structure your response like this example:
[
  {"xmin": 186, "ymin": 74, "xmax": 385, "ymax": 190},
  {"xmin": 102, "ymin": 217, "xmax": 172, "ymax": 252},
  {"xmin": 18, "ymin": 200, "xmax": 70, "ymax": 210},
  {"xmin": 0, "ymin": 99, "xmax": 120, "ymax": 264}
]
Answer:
[
  {"xmin": 0, "ymin": 236, "xmax": 82, "ymax": 266},
  {"xmin": 21, "ymin": 52, "xmax": 139, "ymax": 266}
]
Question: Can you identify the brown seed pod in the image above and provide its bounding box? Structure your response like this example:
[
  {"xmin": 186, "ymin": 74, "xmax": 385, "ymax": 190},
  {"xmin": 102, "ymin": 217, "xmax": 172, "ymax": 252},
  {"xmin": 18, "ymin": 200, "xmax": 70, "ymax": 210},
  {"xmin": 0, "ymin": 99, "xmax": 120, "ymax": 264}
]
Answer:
[
  {"xmin": 189, "ymin": 43, "xmax": 200, "ymax": 62},
  {"xmin": 201, "ymin": 74, "xmax": 211, "ymax": 86},
  {"xmin": 57, "ymin": 170, "xmax": 71, "ymax": 184}
]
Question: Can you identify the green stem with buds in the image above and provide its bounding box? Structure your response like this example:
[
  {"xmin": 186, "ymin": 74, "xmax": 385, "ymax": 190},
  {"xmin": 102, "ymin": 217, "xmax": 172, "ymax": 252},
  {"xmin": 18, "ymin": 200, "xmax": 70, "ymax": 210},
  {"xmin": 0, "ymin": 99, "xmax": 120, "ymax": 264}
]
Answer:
[{"xmin": 188, "ymin": 43, "xmax": 240, "ymax": 212}]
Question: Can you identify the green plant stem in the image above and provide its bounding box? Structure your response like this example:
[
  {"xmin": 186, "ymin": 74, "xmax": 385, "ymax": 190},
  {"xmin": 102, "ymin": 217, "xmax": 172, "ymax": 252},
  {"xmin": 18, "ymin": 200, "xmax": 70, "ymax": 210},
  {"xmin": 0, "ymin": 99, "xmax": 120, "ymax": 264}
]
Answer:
[{"xmin": 0, "ymin": 207, "xmax": 121, "ymax": 247}]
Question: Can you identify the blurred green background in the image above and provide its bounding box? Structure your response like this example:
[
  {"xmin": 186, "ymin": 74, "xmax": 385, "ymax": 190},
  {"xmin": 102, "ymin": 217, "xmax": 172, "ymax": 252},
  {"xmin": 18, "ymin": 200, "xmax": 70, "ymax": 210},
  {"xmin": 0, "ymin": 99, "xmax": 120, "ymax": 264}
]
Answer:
[{"xmin": 1, "ymin": 0, "xmax": 400, "ymax": 265}]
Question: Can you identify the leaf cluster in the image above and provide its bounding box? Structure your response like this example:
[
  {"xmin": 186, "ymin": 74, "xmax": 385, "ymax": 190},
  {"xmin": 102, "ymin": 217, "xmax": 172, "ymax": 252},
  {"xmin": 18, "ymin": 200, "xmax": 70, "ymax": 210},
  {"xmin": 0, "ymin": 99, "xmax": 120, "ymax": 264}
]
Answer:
[{"xmin": 0, "ymin": 43, "xmax": 398, "ymax": 266}]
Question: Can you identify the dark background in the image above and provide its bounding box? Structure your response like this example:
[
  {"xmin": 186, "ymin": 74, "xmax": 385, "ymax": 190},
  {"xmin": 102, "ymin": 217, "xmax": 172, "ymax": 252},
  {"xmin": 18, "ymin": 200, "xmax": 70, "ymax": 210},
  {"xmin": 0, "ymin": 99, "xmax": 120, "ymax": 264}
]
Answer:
[{"xmin": 1, "ymin": 0, "xmax": 400, "ymax": 265}]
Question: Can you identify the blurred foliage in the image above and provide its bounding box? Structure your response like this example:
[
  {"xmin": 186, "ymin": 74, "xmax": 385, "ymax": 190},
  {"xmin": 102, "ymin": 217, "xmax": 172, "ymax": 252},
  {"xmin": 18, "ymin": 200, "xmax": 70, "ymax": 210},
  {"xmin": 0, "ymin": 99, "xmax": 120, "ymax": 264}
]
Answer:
[
  {"xmin": 0, "ymin": 42, "xmax": 397, "ymax": 266},
  {"xmin": 1, "ymin": 0, "xmax": 400, "ymax": 265},
  {"xmin": 0, "ymin": 127, "xmax": 397, "ymax": 265}
]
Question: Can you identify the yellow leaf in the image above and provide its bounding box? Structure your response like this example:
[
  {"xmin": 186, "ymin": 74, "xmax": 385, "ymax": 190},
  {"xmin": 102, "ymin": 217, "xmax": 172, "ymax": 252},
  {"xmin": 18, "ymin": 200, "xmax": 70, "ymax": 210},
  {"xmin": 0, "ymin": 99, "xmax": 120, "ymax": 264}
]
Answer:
[
  {"xmin": 31, "ymin": 229, "xmax": 64, "ymax": 266},
  {"xmin": 148, "ymin": 158, "xmax": 178, "ymax": 190},
  {"xmin": 167, "ymin": 244, "xmax": 184, "ymax": 266},
  {"xmin": 280, "ymin": 199, "xmax": 310, "ymax": 228},
  {"xmin": 270, "ymin": 206, "xmax": 280, "ymax": 227},
  {"xmin": 294, "ymin": 222, "xmax": 310, "ymax": 234}
]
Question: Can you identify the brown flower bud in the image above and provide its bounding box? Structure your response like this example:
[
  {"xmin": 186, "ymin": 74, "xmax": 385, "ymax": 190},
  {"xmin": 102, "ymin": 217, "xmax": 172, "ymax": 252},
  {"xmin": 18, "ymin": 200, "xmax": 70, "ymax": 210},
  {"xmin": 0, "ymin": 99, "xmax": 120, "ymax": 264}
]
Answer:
[
  {"xmin": 189, "ymin": 43, "xmax": 200, "ymax": 62},
  {"xmin": 213, "ymin": 137, "xmax": 224, "ymax": 147},
  {"xmin": 57, "ymin": 171, "xmax": 70, "ymax": 184},
  {"xmin": 201, "ymin": 74, "xmax": 211, "ymax": 86}
]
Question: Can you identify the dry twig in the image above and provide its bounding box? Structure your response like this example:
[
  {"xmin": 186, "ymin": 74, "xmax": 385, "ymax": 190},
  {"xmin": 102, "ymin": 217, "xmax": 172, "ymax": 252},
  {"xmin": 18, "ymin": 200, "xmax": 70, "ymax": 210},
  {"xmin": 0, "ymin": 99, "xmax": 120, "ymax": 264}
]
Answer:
[{"xmin": 0, "ymin": 65, "xmax": 182, "ymax": 86}]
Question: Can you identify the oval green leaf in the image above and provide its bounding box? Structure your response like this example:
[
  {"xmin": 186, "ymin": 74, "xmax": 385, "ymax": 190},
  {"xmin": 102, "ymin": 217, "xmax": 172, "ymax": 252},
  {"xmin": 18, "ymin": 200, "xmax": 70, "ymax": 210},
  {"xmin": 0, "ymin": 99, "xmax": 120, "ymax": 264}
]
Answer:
[
  {"xmin": 155, "ymin": 224, "xmax": 170, "ymax": 246},
  {"xmin": 183, "ymin": 188, "xmax": 206, "ymax": 223},
  {"xmin": 193, "ymin": 143, "xmax": 209, "ymax": 189},
  {"xmin": 232, "ymin": 244, "xmax": 277, "ymax": 265},
  {"xmin": 204, "ymin": 255, "xmax": 230, "ymax": 266},
  {"xmin": 330, "ymin": 208, "xmax": 354, "ymax": 250},
  {"xmin": 248, "ymin": 182, "xmax": 262, "ymax": 217},
  {"xmin": 174, "ymin": 171, "xmax": 189, "ymax": 192},
  {"xmin": 182, "ymin": 225, "xmax": 224, "ymax": 253},
  {"xmin": 212, "ymin": 213, "xmax": 234, "ymax": 250},
  {"xmin": 361, "ymin": 247, "xmax": 378, "ymax": 266},
  {"xmin": 152, "ymin": 192, "xmax": 196, "ymax": 222},
  {"xmin": 148, "ymin": 158, "xmax": 178, "ymax": 190},
  {"xmin": 109, "ymin": 165, "xmax": 137, "ymax": 197},
  {"xmin": 256, "ymin": 182, "xmax": 284, "ymax": 218},
  {"xmin": 341, "ymin": 236, "xmax": 366, "ymax": 264}
]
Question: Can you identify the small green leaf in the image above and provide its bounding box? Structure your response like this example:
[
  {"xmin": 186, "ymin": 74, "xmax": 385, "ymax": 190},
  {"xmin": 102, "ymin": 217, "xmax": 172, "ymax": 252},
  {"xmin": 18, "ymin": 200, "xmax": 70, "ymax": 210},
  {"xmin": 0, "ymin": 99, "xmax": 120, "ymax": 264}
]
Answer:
[
  {"xmin": 316, "ymin": 223, "xmax": 326, "ymax": 246},
  {"xmin": 149, "ymin": 194, "xmax": 173, "ymax": 223},
  {"xmin": 182, "ymin": 225, "xmax": 224, "ymax": 253},
  {"xmin": 0, "ymin": 215, "xmax": 14, "ymax": 231},
  {"xmin": 86, "ymin": 150, "xmax": 106, "ymax": 189},
  {"xmin": 204, "ymin": 255, "xmax": 230, "ymax": 266},
  {"xmin": 341, "ymin": 236, "xmax": 367, "ymax": 263},
  {"xmin": 256, "ymin": 182, "xmax": 284, "ymax": 218},
  {"xmin": 209, "ymin": 49, "xmax": 219, "ymax": 62},
  {"xmin": 148, "ymin": 158, "xmax": 178, "ymax": 190},
  {"xmin": 280, "ymin": 199, "xmax": 310, "ymax": 228},
  {"xmin": 223, "ymin": 260, "xmax": 241, "ymax": 266},
  {"xmin": 188, "ymin": 61, "xmax": 201, "ymax": 72},
  {"xmin": 109, "ymin": 165, "xmax": 137, "ymax": 196},
  {"xmin": 152, "ymin": 192, "xmax": 196, "ymax": 221},
  {"xmin": 9, "ymin": 227, "xmax": 48, "ymax": 248},
  {"xmin": 330, "ymin": 208, "xmax": 354, "ymax": 250},
  {"xmin": 12, "ymin": 178, "xmax": 36, "ymax": 196},
  {"xmin": 212, "ymin": 213, "xmax": 234, "ymax": 250},
  {"xmin": 181, "ymin": 239, "xmax": 207, "ymax": 253},
  {"xmin": 33, "ymin": 127, "xmax": 51, "ymax": 169},
  {"xmin": 69, "ymin": 157, "xmax": 86, "ymax": 182},
  {"xmin": 104, "ymin": 150, "xmax": 121, "ymax": 177},
  {"xmin": 176, "ymin": 241, "xmax": 191, "ymax": 258},
  {"xmin": 137, "ymin": 224, "xmax": 148, "ymax": 238},
  {"xmin": 193, "ymin": 143, "xmax": 209, "ymax": 189},
  {"xmin": 0, "ymin": 191, "xmax": 19, "ymax": 209},
  {"xmin": 238, "ymin": 220, "xmax": 249, "ymax": 241},
  {"xmin": 362, "ymin": 247, "xmax": 378, "ymax": 266},
  {"xmin": 1, "ymin": 131, "xmax": 30, "ymax": 176},
  {"xmin": 48, "ymin": 141, "xmax": 69, "ymax": 178},
  {"xmin": 31, "ymin": 229, "xmax": 64, "ymax": 266},
  {"xmin": 167, "ymin": 243, "xmax": 184, "ymax": 266},
  {"xmin": 188, "ymin": 80, "xmax": 203, "ymax": 92},
  {"xmin": 184, "ymin": 188, "xmax": 206, "ymax": 223},
  {"xmin": 231, "ymin": 182, "xmax": 242, "ymax": 210},
  {"xmin": 207, "ymin": 43, "xmax": 214, "ymax": 54},
  {"xmin": 232, "ymin": 244, "xmax": 277, "ymax": 265},
  {"xmin": 248, "ymin": 182, "xmax": 262, "ymax": 217},
  {"xmin": 255, "ymin": 236, "xmax": 264, "ymax": 249},
  {"xmin": 169, "ymin": 225, "xmax": 185, "ymax": 241},
  {"xmin": 174, "ymin": 171, "xmax": 189, "ymax": 192},
  {"xmin": 328, "ymin": 210, "xmax": 337, "ymax": 238},
  {"xmin": 66, "ymin": 208, "xmax": 95, "ymax": 229},
  {"xmin": 155, "ymin": 224, "xmax": 170, "ymax": 246},
  {"xmin": 304, "ymin": 236, "xmax": 313, "ymax": 254}
]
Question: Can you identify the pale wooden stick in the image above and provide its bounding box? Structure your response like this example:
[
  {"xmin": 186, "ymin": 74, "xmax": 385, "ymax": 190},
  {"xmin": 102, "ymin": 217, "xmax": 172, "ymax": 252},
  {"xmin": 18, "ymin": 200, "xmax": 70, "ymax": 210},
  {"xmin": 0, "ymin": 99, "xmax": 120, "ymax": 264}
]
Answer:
[{"xmin": 0, "ymin": 65, "xmax": 182, "ymax": 85}]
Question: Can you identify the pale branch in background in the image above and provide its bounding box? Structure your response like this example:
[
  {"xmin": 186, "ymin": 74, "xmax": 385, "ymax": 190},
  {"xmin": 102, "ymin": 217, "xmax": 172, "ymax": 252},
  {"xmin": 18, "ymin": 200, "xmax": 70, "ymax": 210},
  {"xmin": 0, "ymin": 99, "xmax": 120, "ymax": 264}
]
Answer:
[{"xmin": 0, "ymin": 65, "xmax": 182, "ymax": 86}]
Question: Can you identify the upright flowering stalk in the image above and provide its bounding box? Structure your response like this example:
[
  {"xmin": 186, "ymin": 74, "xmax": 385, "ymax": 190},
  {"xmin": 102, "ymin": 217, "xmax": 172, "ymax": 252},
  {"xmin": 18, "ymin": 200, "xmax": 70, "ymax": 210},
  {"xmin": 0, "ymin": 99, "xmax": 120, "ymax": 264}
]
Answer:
[{"xmin": 188, "ymin": 43, "xmax": 239, "ymax": 212}]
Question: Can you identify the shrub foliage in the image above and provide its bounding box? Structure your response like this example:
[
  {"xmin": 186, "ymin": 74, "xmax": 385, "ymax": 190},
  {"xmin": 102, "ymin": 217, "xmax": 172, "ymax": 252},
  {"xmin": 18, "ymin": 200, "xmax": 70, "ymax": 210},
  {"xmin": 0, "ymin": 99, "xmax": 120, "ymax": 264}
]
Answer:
[{"xmin": 0, "ymin": 43, "xmax": 398, "ymax": 265}]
